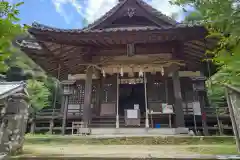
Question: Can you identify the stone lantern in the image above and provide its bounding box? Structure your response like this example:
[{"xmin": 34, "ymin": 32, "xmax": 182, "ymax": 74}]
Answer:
[
  {"xmin": 191, "ymin": 76, "xmax": 209, "ymax": 136},
  {"xmin": 61, "ymin": 80, "xmax": 76, "ymax": 96},
  {"xmin": 192, "ymin": 76, "xmax": 206, "ymax": 92}
]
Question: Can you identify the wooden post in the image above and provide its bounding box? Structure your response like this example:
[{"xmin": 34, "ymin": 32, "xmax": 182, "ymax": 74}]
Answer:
[
  {"xmin": 60, "ymin": 96, "xmax": 65, "ymax": 113},
  {"xmin": 83, "ymin": 66, "xmax": 93, "ymax": 127},
  {"xmin": 165, "ymin": 79, "xmax": 168, "ymax": 103},
  {"xmin": 116, "ymin": 74, "xmax": 120, "ymax": 128},
  {"xmin": 95, "ymin": 77, "xmax": 101, "ymax": 116},
  {"xmin": 61, "ymin": 96, "xmax": 68, "ymax": 135},
  {"xmin": 144, "ymin": 72, "xmax": 149, "ymax": 128},
  {"xmin": 172, "ymin": 70, "xmax": 185, "ymax": 127},
  {"xmin": 199, "ymin": 92, "xmax": 209, "ymax": 136}
]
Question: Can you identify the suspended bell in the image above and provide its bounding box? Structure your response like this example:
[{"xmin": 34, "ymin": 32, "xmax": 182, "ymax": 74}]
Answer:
[
  {"xmin": 120, "ymin": 67, "xmax": 124, "ymax": 77},
  {"xmin": 161, "ymin": 67, "xmax": 164, "ymax": 76}
]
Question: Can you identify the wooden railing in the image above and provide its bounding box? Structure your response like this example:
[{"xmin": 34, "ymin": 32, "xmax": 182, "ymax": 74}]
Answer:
[
  {"xmin": 35, "ymin": 109, "xmax": 62, "ymax": 118},
  {"xmin": 225, "ymin": 84, "xmax": 240, "ymax": 152}
]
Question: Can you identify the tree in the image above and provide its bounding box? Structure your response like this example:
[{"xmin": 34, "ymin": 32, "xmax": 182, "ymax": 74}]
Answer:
[
  {"xmin": 171, "ymin": 0, "xmax": 240, "ymax": 76},
  {"xmin": 171, "ymin": 0, "xmax": 240, "ymax": 99},
  {"xmin": 26, "ymin": 79, "xmax": 50, "ymax": 111},
  {"xmin": 184, "ymin": 11, "xmax": 203, "ymax": 23},
  {"xmin": 0, "ymin": 1, "xmax": 25, "ymax": 72},
  {"xmin": 5, "ymin": 49, "xmax": 52, "ymax": 111}
]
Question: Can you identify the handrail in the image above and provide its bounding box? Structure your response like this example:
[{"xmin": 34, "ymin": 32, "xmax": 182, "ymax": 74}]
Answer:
[{"xmin": 225, "ymin": 84, "xmax": 240, "ymax": 94}]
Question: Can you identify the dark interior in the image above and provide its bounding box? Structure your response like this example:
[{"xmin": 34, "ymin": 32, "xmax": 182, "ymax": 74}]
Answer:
[{"xmin": 119, "ymin": 83, "xmax": 145, "ymax": 116}]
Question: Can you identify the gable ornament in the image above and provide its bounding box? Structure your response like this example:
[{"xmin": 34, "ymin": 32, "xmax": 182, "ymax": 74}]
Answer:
[{"xmin": 127, "ymin": 8, "xmax": 136, "ymax": 18}]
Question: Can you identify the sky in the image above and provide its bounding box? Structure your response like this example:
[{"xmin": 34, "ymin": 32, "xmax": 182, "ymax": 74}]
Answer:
[{"xmin": 8, "ymin": 0, "xmax": 192, "ymax": 29}]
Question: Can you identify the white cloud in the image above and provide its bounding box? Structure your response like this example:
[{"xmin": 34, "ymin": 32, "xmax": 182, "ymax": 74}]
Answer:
[
  {"xmin": 82, "ymin": 0, "xmax": 181, "ymax": 23},
  {"xmin": 52, "ymin": 0, "xmax": 83, "ymax": 24},
  {"xmin": 85, "ymin": 0, "xmax": 118, "ymax": 23},
  {"xmin": 148, "ymin": 0, "xmax": 181, "ymax": 16}
]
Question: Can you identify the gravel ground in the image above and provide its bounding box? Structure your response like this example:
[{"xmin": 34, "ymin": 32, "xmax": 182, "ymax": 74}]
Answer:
[{"xmin": 22, "ymin": 144, "xmax": 207, "ymax": 158}]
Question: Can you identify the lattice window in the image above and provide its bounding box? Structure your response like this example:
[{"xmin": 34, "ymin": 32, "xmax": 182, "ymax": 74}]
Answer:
[{"xmin": 68, "ymin": 83, "xmax": 85, "ymax": 104}]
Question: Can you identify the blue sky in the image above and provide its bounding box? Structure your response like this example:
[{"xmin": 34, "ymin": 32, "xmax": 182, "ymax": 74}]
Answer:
[{"xmin": 9, "ymin": 0, "xmax": 192, "ymax": 29}]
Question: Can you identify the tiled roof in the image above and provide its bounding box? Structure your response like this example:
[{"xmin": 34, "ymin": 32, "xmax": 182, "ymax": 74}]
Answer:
[
  {"xmin": 83, "ymin": 0, "xmax": 177, "ymax": 30},
  {"xmin": 0, "ymin": 81, "xmax": 26, "ymax": 99},
  {"xmin": 136, "ymin": 0, "xmax": 176, "ymax": 25},
  {"xmin": 0, "ymin": 74, "xmax": 6, "ymax": 82},
  {"xmin": 31, "ymin": 22, "xmax": 203, "ymax": 34},
  {"xmin": 29, "ymin": 0, "xmax": 205, "ymax": 35}
]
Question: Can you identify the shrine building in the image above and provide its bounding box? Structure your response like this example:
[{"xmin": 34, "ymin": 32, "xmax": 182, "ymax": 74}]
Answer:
[{"xmin": 17, "ymin": 0, "xmax": 216, "ymax": 135}]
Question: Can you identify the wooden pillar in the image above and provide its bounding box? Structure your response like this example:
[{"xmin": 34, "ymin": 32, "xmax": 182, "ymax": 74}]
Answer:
[
  {"xmin": 172, "ymin": 70, "xmax": 185, "ymax": 127},
  {"xmin": 61, "ymin": 96, "xmax": 68, "ymax": 135},
  {"xmin": 116, "ymin": 74, "xmax": 120, "ymax": 128},
  {"xmin": 144, "ymin": 72, "xmax": 149, "ymax": 128},
  {"xmin": 95, "ymin": 77, "xmax": 101, "ymax": 116},
  {"xmin": 199, "ymin": 92, "xmax": 209, "ymax": 136},
  {"xmin": 83, "ymin": 67, "xmax": 93, "ymax": 127},
  {"xmin": 60, "ymin": 95, "xmax": 65, "ymax": 113}
]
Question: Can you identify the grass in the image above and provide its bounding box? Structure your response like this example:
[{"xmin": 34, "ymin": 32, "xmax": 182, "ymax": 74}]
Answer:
[
  {"xmin": 188, "ymin": 145, "xmax": 239, "ymax": 155},
  {"xmin": 10, "ymin": 135, "xmax": 240, "ymax": 159},
  {"xmin": 11, "ymin": 144, "xmax": 240, "ymax": 159},
  {"xmin": 24, "ymin": 134, "xmax": 236, "ymax": 145}
]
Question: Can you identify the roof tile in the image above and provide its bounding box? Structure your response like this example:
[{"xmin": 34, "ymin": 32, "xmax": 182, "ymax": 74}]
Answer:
[{"xmin": 0, "ymin": 81, "xmax": 25, "ymax": 99}]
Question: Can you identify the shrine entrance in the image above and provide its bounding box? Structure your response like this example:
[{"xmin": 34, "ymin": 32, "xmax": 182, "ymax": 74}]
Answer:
[{"xmin": 119, "ymin": 83, "xmax": 146, "ymax": 117}]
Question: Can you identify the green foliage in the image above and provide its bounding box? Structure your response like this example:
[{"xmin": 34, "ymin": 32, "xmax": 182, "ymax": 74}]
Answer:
[
  {"xmin": 171, "ymin": 0, "xmax": 240, "ymax": 108},
  {"xmin": 171, "ymin": 0, "xmax": 240, "ymax": 69},
  {"xmin": 184, "ymin": 11, "xmax": 203, "ymax": 23},
  {"xmin": 0, "ymin": 1, "xmax": 59, "ymax": 112},
  {"xmin": 5, "ymin": 50, "xmax": 52, "ymax": 111},
  {"xmin": 27, "ymin": 79, "xmax": 50, "ymax": 111},
  {"xmin": 0, "ymin": 1, "xmax": 25, "ymax": 72},
  {"xmin": 43, "ymin": 77, "xmax": 62, "ymax": 110}
]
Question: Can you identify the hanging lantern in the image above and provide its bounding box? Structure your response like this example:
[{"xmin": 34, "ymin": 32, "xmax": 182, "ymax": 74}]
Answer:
[
  {"xmin": 120, "ymin": 67, "xmax": 123, "ymax": 77},
  {"xmin": 102, "ymin": 70, "xmax": 106, "ymax": 77},
  {"xmin": 161, "ymin": 67, "xmax": 164, "ymax": 76},
  {"xmin": 139, "ymin": 68, "xmax": 143, "ymax": 77}
]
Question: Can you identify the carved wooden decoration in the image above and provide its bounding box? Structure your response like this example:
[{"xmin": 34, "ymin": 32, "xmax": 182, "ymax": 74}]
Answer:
[
  {"xmin": 127, "ymin": 8, "xmax": 136, "ymax": 18},
  {"xmin": 127, "ymin": 43, "xmax": 135, "ymax": 57}
]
